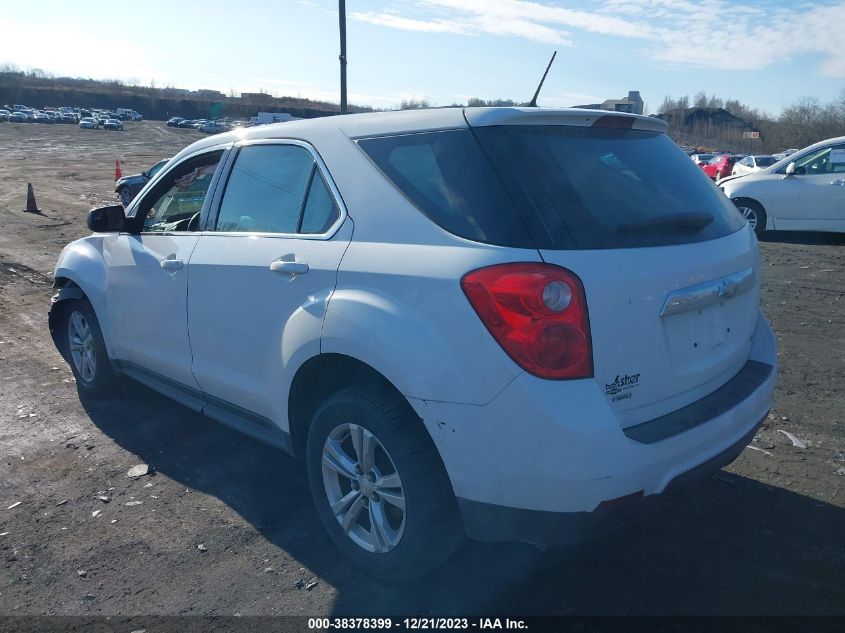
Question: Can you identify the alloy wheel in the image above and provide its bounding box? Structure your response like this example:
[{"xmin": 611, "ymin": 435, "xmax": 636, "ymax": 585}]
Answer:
[
  {"xmin": 737, "ymin": 205, "xmax": 758, "ymax": 230},
  {"xmin": 67, "ymin": 310, "xmax": 96, "ymax": 383},
  {"xmin": 321, "ymin": 422, "xmax": 406, "ymax": 553}
]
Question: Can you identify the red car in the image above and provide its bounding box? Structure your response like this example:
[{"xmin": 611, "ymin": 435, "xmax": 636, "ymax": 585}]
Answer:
[{"xmin": 701, "ymin": 154, "xmax": 744, "ymax": 181}]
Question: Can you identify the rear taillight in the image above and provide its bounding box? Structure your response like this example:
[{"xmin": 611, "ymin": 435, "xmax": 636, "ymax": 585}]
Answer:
[{"xmin": 461, "ymin": 263, "xmax": 593, "ymax": 380}]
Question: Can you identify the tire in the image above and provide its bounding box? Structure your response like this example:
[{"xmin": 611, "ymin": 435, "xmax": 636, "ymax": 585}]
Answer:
[
  {"xmin": 306, "ymin": 386, "xmax": 462, "ymax": 580},
  {"xmin": 118, "ymin": 187, "xmax": 132, "ymax": 207},
  {"xmin": 733, "ymin": 198, "xmax": 766, "ymax": 238},
  {"xmin": 60, "ymin": 299, "xmax": 116, "ymax": 395}
]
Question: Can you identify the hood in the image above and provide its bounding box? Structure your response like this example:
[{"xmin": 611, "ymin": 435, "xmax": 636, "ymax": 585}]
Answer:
[
  {"xmin": 716, "ymin": 173, "xmax": 748, "ymax": 186},
  {"xmin": 114, "ymin": 174, "xmax": 147, "ymax": 189}
]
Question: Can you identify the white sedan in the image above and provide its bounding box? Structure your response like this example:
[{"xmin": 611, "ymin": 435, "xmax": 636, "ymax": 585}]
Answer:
[
  {"xmin": 731, "ymin": 155, "xmax": 778, "ymax": 176},
  {"xmin": 720, "ymin": 136, "xmax": 845, "ymax": 235}
]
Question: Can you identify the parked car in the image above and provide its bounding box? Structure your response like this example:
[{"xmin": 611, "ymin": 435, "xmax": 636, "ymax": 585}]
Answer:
[
  {"xmin": 167, "ymin": 117, "xmax": 185, "ymax": 127},
  {"xmin": 60, "ymin": 113, "xmax": 77, "ymax": 124},
  {"xmin": 720, "ymin": 136, "xmax": 845, "ymax": 236},
  {"xmin": 50, "ymin": 107, "xmax": 776, "ymax": 579},
  {"xmin": 199, "ymin": 121, "xmax": 226, "ymax": 134},
  {"xmin": 114, "ymin": 158, "xmax": 170, "ymax": 206},
  {"xmin": 9, "ymin": 111, "xmax": 28, "ymax": 123},
  {"xmin": 731, "ymin": 155, "xmax": 778, "ymax": 176},
  {"xmin": 0, "ymin": 109, "xmax": 10, "ymax": 121},
  {"xmin": 177, "ymin": 119, "xmax": 195, "ymax": 128},
  {"xmin": 103, "ymin": 119, "xmax": 124, "ymax": 131},
  {"xmin": 78, "ymin": 117, "xmax": 98, "ymax": 129},
  {"xmin": 32, "ymin": 111, "xmax": 51, "ymax": 123},
  {"xmin": 701, "ymin": 154, "xmax": 743, "ymax": 181},
  {"xmin": 690, "ymin": 153, "xmax": 714, "ymax": 166}
]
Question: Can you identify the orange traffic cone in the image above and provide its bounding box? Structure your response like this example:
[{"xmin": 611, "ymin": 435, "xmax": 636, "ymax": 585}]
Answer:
[
  {"xmin": 23, "ymin": 183, "xmax": 40, "ymax": 213},
  {"xmin": 114, "ymin": 159, "xmax": 122, "ymax": 181}
]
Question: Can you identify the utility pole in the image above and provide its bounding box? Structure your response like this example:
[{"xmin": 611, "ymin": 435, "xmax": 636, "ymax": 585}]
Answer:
[{"xmin": 339, "ymin": 0, "xmax": 348, "ymax": 114}]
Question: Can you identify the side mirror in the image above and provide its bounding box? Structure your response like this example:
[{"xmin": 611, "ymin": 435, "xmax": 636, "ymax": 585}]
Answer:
[
  {"xmin": 87, "ymin": 205, "xmax": 126, "ymax": 232},
  {"xmin": 785, "ymin": 162, "xmax": 796, "ymax": 176}
]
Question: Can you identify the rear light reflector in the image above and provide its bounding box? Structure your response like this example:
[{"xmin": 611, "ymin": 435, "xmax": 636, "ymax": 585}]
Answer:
[{"xmin": 461, "ymin": 263, "xmax": 593, "ymax": 380}]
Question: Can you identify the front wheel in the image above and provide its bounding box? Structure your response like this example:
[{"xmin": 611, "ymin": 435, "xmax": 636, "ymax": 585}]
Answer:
[
  {"xmin": 61, "ymin": 300, "xmax": 116, "ymax": 394},
  {"xmin": 306, "ymin": 387, "xmax": 462, "ymax": 580},
  {"xmin": 733, "ymin": 198, "xmax": 767, "ymax": 237}
]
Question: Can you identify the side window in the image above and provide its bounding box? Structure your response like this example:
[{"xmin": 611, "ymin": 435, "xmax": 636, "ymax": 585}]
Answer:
[
  {"xmin": 139, "ymin": 152, "xmax": 222, "ymax": 233},
  {"xmin": 215, "ymin": 143, "xmax": 341, "ymax": 235},
  {"xmin": 300, "ymin": 172, "xmax": 340, "ymax": 234},
  {"xmin": 832, "ymin": 147, "xmax": 845, "ymax": 173},
  {"xmin": 795, "ymin": 145, "xmax": 845, "ymax": 175},
  {"xmin": 216, "ymin": 145, "xmax": 313, "ymax": 233}
]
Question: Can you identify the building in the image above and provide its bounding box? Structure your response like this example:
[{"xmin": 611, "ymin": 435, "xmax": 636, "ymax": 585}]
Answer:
[
  {"xmin": 240, "ymin": 92, "xmax": 275, "ymax": 102},
  {"xmin": 574, "ymin": 90, "xmax": 644, "ymax": 115},
  {"xmin": 192, "ymin": 89, "xmax": 225, "ymax": 99}
]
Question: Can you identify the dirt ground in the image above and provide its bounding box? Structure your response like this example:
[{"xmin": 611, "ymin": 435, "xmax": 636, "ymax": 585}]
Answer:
[{"xmin": 0, "ymin": 121, "xmax": 843, "ymax": 617}]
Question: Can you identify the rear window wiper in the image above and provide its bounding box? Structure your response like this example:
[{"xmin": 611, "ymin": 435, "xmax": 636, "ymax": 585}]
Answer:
[{"xmin": 616, "ymin": 212, "xmax": 714, "ymax": 236}]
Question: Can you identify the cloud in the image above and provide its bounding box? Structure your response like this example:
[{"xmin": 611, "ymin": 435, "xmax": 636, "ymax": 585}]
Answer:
[
  {"xmin": 350, "ymin": 0, "xmax": 845, "ymax": 77},
  {"xmin": 351, "ymin": 12, "xmax": 470, "ymax": 35},
  {"xmin": 351, "ymin": 8, "xmax": 570, "ymax": 45}
]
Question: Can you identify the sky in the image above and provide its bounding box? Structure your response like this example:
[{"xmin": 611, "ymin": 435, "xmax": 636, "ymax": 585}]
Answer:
[{"xmin": 0, "ymin": 0, "xmax": 843, "ymax": 115}]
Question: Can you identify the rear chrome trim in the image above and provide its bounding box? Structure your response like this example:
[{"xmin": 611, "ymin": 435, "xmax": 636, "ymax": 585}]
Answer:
[
  {"xmin": 623, "ymin": 360, "xmax": 773, "ymax": 443},
  {"xmin": 659, "ymin": 267, "xmax": 755, "ymax": 318}
]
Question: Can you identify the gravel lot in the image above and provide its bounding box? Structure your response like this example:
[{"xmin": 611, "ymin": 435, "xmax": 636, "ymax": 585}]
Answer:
[{"xmin": 0, "ymin": 121, "xmax": 843, "ymax": 616}]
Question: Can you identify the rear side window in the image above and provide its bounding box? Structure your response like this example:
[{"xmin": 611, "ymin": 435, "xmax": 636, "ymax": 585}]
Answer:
[
  {"xmin": 474, "ymin": 125, "xmax": 746, "ymax": 249},
  {"xmin": 215, "ymin": 144, "xmax": 340, "ymax": 234},
  {"xmin": 357, "ymin": 130, "xmax": 534, "ymax": 248},
  {"xmin": 300, "ymin": 172, "xmax": 339, "ymax": 234}
]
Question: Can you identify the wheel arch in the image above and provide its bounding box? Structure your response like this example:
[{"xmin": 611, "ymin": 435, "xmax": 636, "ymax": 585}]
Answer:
[
  {"xmin": 288, "ymin": 353, "xmax": 416, "ymax": 457},
  {"xmin": 51, "ymin": 244, "xmax": 113, "ymax": 359}
]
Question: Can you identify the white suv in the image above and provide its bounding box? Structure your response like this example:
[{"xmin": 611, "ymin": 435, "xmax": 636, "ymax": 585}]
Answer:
[{"xmin": 50, "ymin": 108, "xmax": 777, "ymax": 579}]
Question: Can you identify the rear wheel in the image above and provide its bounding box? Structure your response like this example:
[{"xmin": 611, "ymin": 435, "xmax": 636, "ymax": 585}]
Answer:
[
  {"xmin": 734, "ymin": 198, "xmax": 766, "ymax": 237},
  {"xmin": 61, "ymin": 300, "xmax": 116, "ymax": 394},
  {"xmin": 306, "ymin": 386, "xmax": 462, "ymax": 580}
]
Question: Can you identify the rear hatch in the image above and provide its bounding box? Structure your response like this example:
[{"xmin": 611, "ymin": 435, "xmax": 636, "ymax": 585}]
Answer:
[
  {"xmin": 468, "ymin": 114, "xmax": 757, "ymax": 426},
  {"xmin": 356, "ymin": 108, "xmax": 758, "ymax": 426}
]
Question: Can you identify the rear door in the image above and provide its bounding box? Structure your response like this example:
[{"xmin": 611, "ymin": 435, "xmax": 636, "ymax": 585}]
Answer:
[
  {"xmin": 473, "ymin": 122, "xmax": 758, "ymax": 427},
  {"xmin": 187, "ymin": 140, "xmax": 351, "ymax": 427}
]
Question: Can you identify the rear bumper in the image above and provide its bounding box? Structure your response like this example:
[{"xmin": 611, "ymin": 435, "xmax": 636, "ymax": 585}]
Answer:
[
  {"xmin": 457, "ymin": 413, "xmax": 764, "ymax": 545},
  {"xmin": 410, "ymin": 310, "xmax": 777, "ymax": 541}
]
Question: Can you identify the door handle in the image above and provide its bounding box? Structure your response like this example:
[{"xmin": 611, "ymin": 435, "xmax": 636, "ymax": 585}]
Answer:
[
  {"xmin": 830, "ymin": 179, "xmax": 845, "ymax": 186},
  {"xmin": 160, "ymin": 257, "xmax": 184, "ymax": 270},
  {"xmin": 270, "ymin": 260, "xmax": 309, "ymax": 275}
]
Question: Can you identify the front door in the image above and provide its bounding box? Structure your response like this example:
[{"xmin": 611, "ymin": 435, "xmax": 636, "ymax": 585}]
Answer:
[
  {"xmin": 795, "ymin": 144, "xmax": 845, "ymax": 231},
  {"xmin": 106, "ymin": 148, "xmax": 228, "ymax": 392},
  {"xmin": 187, "ymin": 141, "xmax": 351, "ymax": 427}
]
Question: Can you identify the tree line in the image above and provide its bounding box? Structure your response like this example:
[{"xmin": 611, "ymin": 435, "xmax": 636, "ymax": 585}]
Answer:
[{"xmin": 659, "ymin": 90, "xmax": 845, "ymax": 152}]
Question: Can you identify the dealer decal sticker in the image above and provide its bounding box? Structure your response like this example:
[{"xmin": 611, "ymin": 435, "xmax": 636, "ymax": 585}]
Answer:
[{"xmin": 605, "ymin": 373, "xmax": 641, "ymax": 402}]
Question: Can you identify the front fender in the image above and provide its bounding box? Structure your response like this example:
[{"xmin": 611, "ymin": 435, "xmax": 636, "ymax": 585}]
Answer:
[{"xmin": 52, "ymin": 236, "xmax": 114, "ymax": 357}]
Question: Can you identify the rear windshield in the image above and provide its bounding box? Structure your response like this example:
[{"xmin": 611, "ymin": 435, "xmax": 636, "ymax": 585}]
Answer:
[
  {"xmin": 359, "ymin": 125, "xmax": 745, "ymax": 250},
  {"xmin": 755, "ymin": 156, "xmax": 777, "ymax": 167}
]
